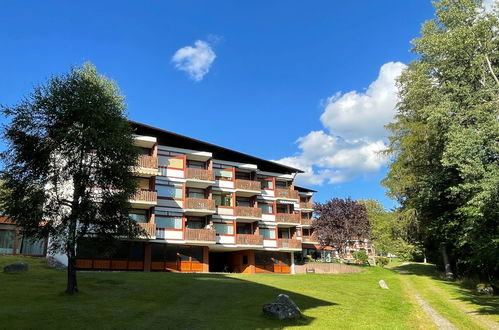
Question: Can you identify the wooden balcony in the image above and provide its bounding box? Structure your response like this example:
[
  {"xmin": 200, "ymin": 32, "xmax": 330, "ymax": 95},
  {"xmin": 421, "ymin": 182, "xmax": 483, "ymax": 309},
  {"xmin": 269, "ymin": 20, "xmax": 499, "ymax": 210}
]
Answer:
[
  {"xmin": 300, "ymin": 201, "xmax": 314, "ymax": 210},
  {"xmin": 301, "ymin": 218, "xmax": 313, "ymax": 226},
  {"xmin": 275, "ymin": 213, "xmax": 300, "ymax": 225},
  {"xmin": 184, "ymin": 228, "xmax": 216, "ymax": 242},
  {"xmin": 235, "ymin": 206, "xmax": 262, "ymax": 219},
  {"xmin": 138, "ymin": 222, "xmax": 156, "ymax": 237},
  {"xmin": 137, "ymin": 155, "xmax": 158, "ymax": 169},
  {"xmin": 277, "ymin": 238, "xmax": 302, "ymax": 249},
  {"xmin": 235, "ymin": 179, "xmax": 261, "ymax": 192},
  {"xmin": 302, "ymin": 234, "xmax": 319, "ymax": 244},
  {"xmin": 184, "ymin": 198, "xmax": 216, "ymax": 215},
  {"xmin": 236, "ymin": 234, "xmax": 263, "ymax": 246},
  {"xmin": 186, "ymin": 168, "xmax": 215, "ymax": 181},
  {"xmin": 275, "ymin": 188, "xmax": 299, "ymax": 200},
  {"xmin": 130, "ymin": 189, "xmax": 157, "ymax": 208}
]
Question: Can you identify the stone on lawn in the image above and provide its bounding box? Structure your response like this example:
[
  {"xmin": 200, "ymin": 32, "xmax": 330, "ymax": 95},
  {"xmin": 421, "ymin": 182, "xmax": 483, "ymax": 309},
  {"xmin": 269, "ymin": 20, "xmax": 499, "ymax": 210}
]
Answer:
[
  {"xmin": 263, "ymin": 294, "xmax": 301, "ymax": 320},
  {"xmin": 3, "ymin": 262, "xmax": 29, "ymax": 273},
  {"xmin": 379, "ymin": 280, "xmax": 389, "ymax": 289},
  {"xmin": 476, "ymin": 283, "xmax": 495, "ymax": 295}
]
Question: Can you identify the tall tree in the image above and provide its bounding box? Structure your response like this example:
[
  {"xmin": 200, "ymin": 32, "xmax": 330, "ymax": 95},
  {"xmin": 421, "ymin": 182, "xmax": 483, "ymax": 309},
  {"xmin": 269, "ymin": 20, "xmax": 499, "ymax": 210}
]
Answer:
[
  {"xmin": 383, "ymin": 0, "xmax": 499, "ymax": 279},
  {"xmin": 0, "ymin": 63, "xmax": 142, "ymax": 294},
  {"xmin": 360, "ymin": 199, "xmax": 421, "ymax": 261},
  {"xmin": 312, "ymin": 198, "xmax": 370, "ymax": 256}
]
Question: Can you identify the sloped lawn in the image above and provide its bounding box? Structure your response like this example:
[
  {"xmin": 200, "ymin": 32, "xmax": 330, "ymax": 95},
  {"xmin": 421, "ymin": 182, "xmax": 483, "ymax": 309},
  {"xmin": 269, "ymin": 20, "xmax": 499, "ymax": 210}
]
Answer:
[{"xmin": 0, "ymin": 256, "xmax": 426, "ymax": 329}]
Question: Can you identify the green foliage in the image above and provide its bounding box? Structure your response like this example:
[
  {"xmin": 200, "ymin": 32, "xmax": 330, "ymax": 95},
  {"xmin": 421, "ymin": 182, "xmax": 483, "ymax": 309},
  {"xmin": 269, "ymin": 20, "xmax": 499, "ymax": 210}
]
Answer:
[
  {"xmin": 376, "ymin": 257, "xmax": 389, "ymax": 268},
  {"xmin": 383, "ymin": 0, "xmax": 499, "ymax": 279},
  {"xmin": 0, "ymin": 62, "xmax": 141, "ymax": 293},
  {"xmin": 352, "ymin": 250, "xmax": 369, "ymax": 265},
  {"xmin": 360, "ymin": 199, "xmax": 422, "ymax": 261}
]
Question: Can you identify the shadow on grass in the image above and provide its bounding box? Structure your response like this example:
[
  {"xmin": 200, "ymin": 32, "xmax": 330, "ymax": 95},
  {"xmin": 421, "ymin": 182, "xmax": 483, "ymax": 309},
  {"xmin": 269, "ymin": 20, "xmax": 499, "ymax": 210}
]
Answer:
[
  {"xmin": 391, "ymin": 263, "xmax": 499, "ymax": 316},
  {"xmin": 0, "ymin": 256, "xmax": 337, "ymax": 329}
]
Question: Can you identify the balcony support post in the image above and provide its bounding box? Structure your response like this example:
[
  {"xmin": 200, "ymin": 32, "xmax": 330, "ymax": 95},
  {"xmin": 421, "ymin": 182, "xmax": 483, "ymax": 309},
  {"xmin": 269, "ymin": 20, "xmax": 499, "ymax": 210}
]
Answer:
[
  {"xmin": 291, "ymin": 252, "xmax": 295, "ymax": 275},
  {"xmin": 144, "ymin": 243, "xmax": 152, "ymax": 272}
]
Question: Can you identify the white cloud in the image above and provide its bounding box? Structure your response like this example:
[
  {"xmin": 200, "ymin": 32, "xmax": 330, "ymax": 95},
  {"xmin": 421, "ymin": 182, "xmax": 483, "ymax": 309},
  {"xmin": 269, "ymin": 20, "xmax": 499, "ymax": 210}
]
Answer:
[
  {"xmin": 483, "ymin": 0, "xmax": 497, "ymax": 12},
  {"xmin": 275, "ymin": 62, "xmax": 406, "ymax": 186},
  {"xmin": 172, "ymin": 40, "xmax": 216, "ymax": 81}
]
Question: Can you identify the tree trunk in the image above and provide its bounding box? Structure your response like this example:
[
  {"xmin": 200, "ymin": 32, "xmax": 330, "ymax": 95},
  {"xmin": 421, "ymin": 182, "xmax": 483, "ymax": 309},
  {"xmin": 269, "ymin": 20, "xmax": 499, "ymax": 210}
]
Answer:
[
  {"xmin": 66, "ymin": 252, "xmax": 79, "ymax": 295},
  {"xmin": 440, "ymin": 244, "xmax": 454, "ymax": 280}
]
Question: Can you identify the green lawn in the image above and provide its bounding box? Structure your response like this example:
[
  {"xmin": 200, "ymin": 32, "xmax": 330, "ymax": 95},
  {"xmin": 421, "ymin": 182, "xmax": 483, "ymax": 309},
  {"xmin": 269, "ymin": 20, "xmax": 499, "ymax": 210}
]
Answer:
[
  {"xmin": 1, "ymin": 256, "xmax": 496, "ymax": 329},
  {"xmin": 0, "ymin": 256, "xmax": 427, "ymax": 329}
]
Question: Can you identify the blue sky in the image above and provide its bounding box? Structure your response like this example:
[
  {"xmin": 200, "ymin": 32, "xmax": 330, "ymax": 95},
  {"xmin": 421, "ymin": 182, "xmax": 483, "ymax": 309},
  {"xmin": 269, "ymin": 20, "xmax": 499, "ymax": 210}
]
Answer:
[{"xmin": 0, "ymin": 1, "xmax": 436, "ymax": 209}]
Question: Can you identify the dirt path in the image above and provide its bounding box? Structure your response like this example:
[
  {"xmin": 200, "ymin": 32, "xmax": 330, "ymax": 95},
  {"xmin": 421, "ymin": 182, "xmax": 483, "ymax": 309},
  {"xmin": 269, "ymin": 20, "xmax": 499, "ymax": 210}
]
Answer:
[{"xmin": 401, "ymin": 276, "xmax": 457, "ymax": 329}]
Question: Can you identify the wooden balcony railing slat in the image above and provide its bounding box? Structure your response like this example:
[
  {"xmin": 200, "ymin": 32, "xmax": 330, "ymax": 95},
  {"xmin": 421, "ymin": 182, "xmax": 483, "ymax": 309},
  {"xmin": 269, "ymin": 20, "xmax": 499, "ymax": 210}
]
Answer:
[
  {"xmin": 138, "ymin": 222, "xmax": 156, "ymax": 237},
  {"xmin": 275, "ymin": 188, "xmax": 299, "ymax": 200},
  {"xmin": 132, "ymin": 189, "xmax": 157, "ymax": 202},
  {"xmin": 275, "ymin": 213, "xmax": 300, "ymax": 224},
  {"xmin": 234, "ymin": 179, "xmax": 261, "ymax": 191},
  {"xmin": 185, "ymin": 198, "xmax": 215, "ymax": 210},
  {"xmin": 137, "ymin": 155, "xmax": 158, "ymax": 169},
  {"xmin": 235, "ymin": 206, "xmax": 262, "ymax": 218},
  {"xmin": 300, "ymin": 201, "xmax": 314, "ymax": 209},
  {"xmin": 236, "ymin": 234, "xmax": 263, "ymax": 245},
  {"xmin": 186, "ymin": 168, "xmax": 215, "ymax": 181},
  {"xmin": 278, "ymin": 238, "xmax": 301, "ymax": 249},
  {"xmin": 184, "ymin": 228, "xmax": 216, "ymax": 241}
]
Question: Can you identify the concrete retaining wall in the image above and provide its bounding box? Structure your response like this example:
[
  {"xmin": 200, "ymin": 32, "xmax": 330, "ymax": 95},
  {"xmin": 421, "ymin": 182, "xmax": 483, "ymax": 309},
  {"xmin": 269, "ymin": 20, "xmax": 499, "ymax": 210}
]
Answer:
[{"xmin": 295, "ymin": 263, "xmax": 362, "ymax": 274}]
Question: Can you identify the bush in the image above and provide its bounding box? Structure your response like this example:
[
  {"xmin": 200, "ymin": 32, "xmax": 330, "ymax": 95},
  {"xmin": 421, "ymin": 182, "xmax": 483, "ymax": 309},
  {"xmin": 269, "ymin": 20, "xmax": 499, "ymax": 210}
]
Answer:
[
  {"xmin": 352, "ymin": 250, "xmax": 369, "ymax": 265},
  {"xmin": 376, "ymin": 257, "xmax": 389, "ymax": 268}
]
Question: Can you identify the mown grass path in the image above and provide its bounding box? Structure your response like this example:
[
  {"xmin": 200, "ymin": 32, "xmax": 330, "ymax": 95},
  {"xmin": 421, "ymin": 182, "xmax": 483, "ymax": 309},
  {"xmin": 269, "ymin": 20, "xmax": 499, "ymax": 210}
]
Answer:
[{"xmin": 392, "ymin": 263, "xmax": 499, "ymax": 330}]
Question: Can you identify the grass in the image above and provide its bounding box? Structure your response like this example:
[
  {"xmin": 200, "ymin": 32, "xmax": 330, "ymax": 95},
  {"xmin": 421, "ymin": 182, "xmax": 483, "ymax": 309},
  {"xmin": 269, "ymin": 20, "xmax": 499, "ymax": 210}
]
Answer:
[
  {"xmin": 392, "ymin": 263, "xmax": 499, "ymax": 330},
  {"xmin": 0, "ymin": 256, "xmax": 427, "ymax": 330}
]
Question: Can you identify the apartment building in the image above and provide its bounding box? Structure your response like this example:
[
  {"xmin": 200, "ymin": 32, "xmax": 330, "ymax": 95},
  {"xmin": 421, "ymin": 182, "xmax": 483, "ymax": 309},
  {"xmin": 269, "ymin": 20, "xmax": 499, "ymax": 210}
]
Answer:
[{"xmin": 75, "ymin": 121, "xmax": 317, "ymax": 274}]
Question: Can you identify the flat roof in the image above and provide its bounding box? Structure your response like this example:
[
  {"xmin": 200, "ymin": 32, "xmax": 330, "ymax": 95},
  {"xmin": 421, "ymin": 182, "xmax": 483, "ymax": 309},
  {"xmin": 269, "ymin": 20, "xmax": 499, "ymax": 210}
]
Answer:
[
  {"xmin": 130, "ymin": 121, "xmax": 304, "ymax": 175},
  {"xmin": 294, "ymin": 185, "xmax": 317, "ymax": 193}
]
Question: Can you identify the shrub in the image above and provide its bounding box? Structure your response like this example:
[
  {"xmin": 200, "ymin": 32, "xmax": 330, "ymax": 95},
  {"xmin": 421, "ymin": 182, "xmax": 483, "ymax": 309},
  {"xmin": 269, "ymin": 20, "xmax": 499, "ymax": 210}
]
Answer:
[
  {"xmin": 376, "ymin": 257, "xmax": 389, "ymax": 268},
  {"xmin": 352, "ymin": 250, "xmax": 369, "ymax": 265}
]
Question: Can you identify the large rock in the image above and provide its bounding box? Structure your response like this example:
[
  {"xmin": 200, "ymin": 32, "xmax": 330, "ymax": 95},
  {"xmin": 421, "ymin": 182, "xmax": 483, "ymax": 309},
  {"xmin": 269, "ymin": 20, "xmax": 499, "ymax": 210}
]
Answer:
[
  {"xmin": 476, "ymin": 283, "xmax": 495, "ymax": 295},
  {"xmin": 263, "ymin": 294, "xmax": 301, "ymax": 320},
  {"xmin": 3, "ymin": 262, "xmax": 29, "ymax": 273},
  {"xmin": 379, "ymin": 280, "xmax": 389, "ymax": 289}
]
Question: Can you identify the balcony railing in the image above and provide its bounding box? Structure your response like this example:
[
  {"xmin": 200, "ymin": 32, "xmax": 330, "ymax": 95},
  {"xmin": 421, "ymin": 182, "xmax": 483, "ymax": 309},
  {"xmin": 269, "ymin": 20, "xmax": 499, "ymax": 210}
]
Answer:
[
  {"xmin": 137, "ymin": 155, "xmax": 158, "ymax": 169},
  {"xmin": 236, "ymin": 234, "xmax": 263, "ymax": 246},
  {"xmin": 300, "ymin": 201, "xmax": 314, "ymax": 210},
  {"xmin": 184, "ymin": 228, "xmax": 216, "ymax": 242},
  {"xmin": 138, "ymin": 222, "xmax": 156, "ymax": 237},
  {"xmin": 235, "ymin": 206, "xmax": 262, "ymax": 218},
  {"xmin": 275, "ymin": 188, "xmax": 299, "ymax": 200},
  {"xmin": 301, "ymin": 218, "xmax": 313, "ymax": 226},
  {"xmin": 235, "ymin": 179, "xmax": 261, "ymax": 191},
  {"xmin": 185, "ymin": 198, "xmax": 215, "ymax": 211},
  {"xmin": 132, "ymin": 189, "xmax": 157, "ymax": 202},
  {"xmin": 186, "ymin": 168, "xmax": 215, "ymax": 181},
  {"xmin": 275, "ymin": 213, "xmax": 300, "ymax": 224},
  {"xmin": 278, "ymin": 238, "xmax": 302, "ymax": 249},
  {"xmin": 302, "ymin": 234, "xmax": 319, "ymax": 243}
]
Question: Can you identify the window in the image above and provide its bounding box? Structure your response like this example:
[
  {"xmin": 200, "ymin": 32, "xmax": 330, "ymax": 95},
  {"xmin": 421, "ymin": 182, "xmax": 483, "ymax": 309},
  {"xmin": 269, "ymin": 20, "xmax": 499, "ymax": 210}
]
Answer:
[
  {"xmin": 129, "ymin": 209, "xmax": 148, "ymax": 223},
  {"xmin": 300, "ymin": 196, "xmax": 309, "ymax": 203},
  {"xmin": 258, "ymin": 202, "xmax": 274, "ymax": 214},
  {"xmin": 213, "ymin": 192, "xmax": 233, "ymax": 207},
  {"xmin": 19, "ymin": 237, "xmax": 45, "ymax": 255},
  {"xmin": 236, "ymin": 223, "xmax": 252, "ymax": 234},
  {"xmin": 302, "ymin": 228, "xmax": 311, "ymax": 236},
  {"xmin": 156, "ymin": 216, "xmax": 182, "ymax": 230},
  {"xmin": 0, "ymin": 230, "xmax": 15, "ymax": 254},
  {"xmin": 187, "ymin": 188, "xmax": 205, "ymax": 199},
  {"xmin": 157, "ymin": 185, "xmax": 183, "ymax": 199},
  {"xmin": 187, "ymin": 160, "xmax": 206, "ymax": 169},
  {"xmin": 186, "ymin": 217, "xmax": 206, "ymax": 229},
  {"xmin": 275, "ymin": 180, "xmax": 289, "ymax": 189},
  {"xmin": 278, "ymin": 228, "xmax": 290, "ymax": 239},
  {"xmin": 301, "ymin": 212, "xmax": 312, "ymax": 219},
  {"xmin": 242, "ymin": 255, "xmax": 248, "ymax": 265},
  {"xmin": 214, "ymin": 223, "xmax": 234, "ymax": 235},
  {"xmin": 136, "ymin": 177, "xmax": 150, "ymax": 190},
  {"xmin": 235, "ymin": 171, "xmax": 251, "ymax": 180},
  {"xmin": 213, "ymin": 163, "xmax": 234, "ymax": 181},
  {"xmin": 158, "ymin": 155, "xmax": 184, "ymax": 169},
  {"xmin": 236, "ymin": 197, "xmax": 251, "ymax": 207},
  {"xmin": 277, "ymin": 204, "xmax": 291, "ymax": 214},
  {"xmin": 260, "ymin": 228, "xmax": 276, "ymax": 239},
  {"xmin": 258, "ymin": 176, "xmax": 274, "ymax": 190}
]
